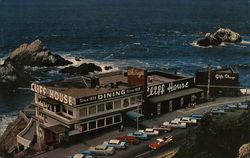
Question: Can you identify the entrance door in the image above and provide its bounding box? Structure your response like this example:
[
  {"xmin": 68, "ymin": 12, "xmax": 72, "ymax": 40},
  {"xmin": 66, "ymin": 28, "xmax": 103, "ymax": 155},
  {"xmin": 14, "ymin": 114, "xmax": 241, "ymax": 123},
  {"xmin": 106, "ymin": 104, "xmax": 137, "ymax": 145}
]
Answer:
[{"xmin": 169, "ymin": 100, "xmax": 173, "ymax": 112}]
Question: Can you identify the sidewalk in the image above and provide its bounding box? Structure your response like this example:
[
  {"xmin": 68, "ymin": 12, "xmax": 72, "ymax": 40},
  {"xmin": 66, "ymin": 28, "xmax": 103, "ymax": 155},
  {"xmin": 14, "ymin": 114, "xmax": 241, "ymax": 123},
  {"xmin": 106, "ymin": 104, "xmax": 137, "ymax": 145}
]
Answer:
[{"xmin": 140, "ymin": 96, "xmax": 248, "ymax": 128}]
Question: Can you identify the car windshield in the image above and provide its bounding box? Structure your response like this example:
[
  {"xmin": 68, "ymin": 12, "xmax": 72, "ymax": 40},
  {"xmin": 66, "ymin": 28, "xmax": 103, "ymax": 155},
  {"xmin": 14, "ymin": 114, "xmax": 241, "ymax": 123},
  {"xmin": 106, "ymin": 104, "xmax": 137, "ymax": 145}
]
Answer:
[{"xmin": 134, "ymin": 132, "xmax": 142, "ymax": 136}]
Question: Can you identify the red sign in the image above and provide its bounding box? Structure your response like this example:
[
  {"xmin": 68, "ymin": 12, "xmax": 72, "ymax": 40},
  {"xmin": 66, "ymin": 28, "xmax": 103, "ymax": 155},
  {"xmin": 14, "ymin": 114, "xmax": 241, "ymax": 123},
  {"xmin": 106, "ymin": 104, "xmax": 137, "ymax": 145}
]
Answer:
[{"xmin": 127, "ymin": 66, "xmax": 147, "ymax": 89}]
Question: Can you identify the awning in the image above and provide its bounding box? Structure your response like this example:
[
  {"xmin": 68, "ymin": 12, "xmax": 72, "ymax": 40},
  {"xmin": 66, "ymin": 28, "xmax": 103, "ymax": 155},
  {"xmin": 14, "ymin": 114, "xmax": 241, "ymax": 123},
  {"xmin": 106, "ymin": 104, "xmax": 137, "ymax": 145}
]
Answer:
[
  {"xmin": 148, "ymin": 88, "xmax": 203, "ymax": 104},
  {"xmin": 125, "ymin": 111, "xmax": 144, "ymax": 121},
  {"xmin": 47, "ymin": 125, "xmax": 69, "ymax": 134}
]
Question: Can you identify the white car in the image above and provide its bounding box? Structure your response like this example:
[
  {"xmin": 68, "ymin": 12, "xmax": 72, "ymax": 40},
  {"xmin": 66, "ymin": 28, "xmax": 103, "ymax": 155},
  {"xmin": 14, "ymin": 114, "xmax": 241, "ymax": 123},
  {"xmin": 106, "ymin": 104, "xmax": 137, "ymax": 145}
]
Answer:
[
  {"xmin": 238, "ymin": 102, "xmax": 249, "ymax": 109},
  {"xmin": 89, "ymin": 145, "xmax": 115, "ymax": 156},
  {"xmin": 138, "ymin": 128, "xmax": 159, "ymax": 136},
  {"xmin": 163, "ymin": 120, "xmax": 187, "ymax": 128},
  {"xmin": 174, "ymin": 117, "xmax": 197, "ymax": 125}
]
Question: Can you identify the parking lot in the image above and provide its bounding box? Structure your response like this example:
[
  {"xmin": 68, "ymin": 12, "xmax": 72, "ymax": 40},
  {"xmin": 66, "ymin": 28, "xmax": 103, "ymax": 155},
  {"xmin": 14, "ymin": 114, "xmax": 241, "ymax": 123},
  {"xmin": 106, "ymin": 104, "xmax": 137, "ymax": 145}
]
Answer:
[{"xmin": 34, "ymin": 96, "xmax": 249, "ymax": 158}]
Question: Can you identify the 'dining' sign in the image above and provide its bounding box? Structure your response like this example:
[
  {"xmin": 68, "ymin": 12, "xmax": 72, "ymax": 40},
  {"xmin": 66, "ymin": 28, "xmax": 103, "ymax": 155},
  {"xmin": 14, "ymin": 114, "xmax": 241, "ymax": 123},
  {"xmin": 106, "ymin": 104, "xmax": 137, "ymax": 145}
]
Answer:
[{"xmin": 31, "ymin": 83, "xmax": 75, "ymax": 105}]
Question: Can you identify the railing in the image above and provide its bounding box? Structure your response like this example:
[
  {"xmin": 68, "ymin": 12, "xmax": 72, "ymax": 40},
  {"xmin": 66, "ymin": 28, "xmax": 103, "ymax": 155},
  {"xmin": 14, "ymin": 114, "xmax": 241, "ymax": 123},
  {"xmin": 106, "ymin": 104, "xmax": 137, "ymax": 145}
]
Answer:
[{"xmin": 17, "ymin": 118, "xmax": 34, "ymax": 148}]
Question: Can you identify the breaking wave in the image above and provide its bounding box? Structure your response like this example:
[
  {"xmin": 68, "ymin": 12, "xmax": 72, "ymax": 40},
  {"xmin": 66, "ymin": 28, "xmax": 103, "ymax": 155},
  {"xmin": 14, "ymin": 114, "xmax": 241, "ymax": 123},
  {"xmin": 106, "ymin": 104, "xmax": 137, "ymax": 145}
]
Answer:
[{"xmin": 0, "ymin": 112, "xmax": 18, "ymax": 136}]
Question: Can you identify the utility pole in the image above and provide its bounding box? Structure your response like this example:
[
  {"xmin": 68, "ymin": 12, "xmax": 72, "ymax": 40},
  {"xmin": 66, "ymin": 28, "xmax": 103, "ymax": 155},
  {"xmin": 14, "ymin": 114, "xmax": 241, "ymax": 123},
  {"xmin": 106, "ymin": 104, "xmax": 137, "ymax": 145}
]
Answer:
[
  {"xmin": 137, "ymin": 102, "xmax": 139, "ymax": 131},
  {"xmin": 207, "ymin": 64, "xmax": 211, "ymax": 99}
]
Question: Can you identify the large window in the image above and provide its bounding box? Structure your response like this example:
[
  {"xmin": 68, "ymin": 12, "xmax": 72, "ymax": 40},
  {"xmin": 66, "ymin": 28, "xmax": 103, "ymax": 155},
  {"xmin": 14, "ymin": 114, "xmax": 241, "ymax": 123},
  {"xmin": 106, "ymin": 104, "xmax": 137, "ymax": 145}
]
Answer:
[
  {"xmin": 79, "ymin": 107, "xmax": 88, "ymax": 117},
  {"xmin": 62, "ymin": 106, "xmax": 67, "ymax": 113},
  {"xmin": 89, "ymin": 105, "xmax": 97, "ymax": 115},
  {"xmin": 97, "ymin": 119, "xmax": 105, "ymax": 127},
  {"xmin": 114, "ymin": 115, "xmax": 121, "ymax": 123},
  {"xmin": 106, "ymin": 117, "xmax": 113, "ymax": 125},
  {"xmin": 114, "ymin": 100, "xmax": 121, "ymax": 109},
  {"xmin": 68, "ymin": 107, "xmax": 73, "ymax": 116},
  {"xmin": 89, "ymin": 121, "xmax": 96, "ymax": 130},
  {"xmin": 137, "ymin": 95, "xmax": 142, "ymax": 103},
  {"xmin": 97, "ymin": 104, "xmax": 105, "ymax": 112},
  {"xmin": 106, "ymin": 102, "xmax": 113, "ymax": 111},
  {"xmin": 130, "ymin": 97, "xmax": 136, "ymax": 105}
]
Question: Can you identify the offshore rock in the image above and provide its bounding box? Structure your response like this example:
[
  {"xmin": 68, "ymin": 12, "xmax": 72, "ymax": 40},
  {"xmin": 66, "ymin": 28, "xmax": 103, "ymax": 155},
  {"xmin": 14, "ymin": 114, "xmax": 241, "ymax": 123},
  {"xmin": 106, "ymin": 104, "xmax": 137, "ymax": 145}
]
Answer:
[
  {"xmin": 4, "ymin": 39, "xmax": 72, "ymax": 67},
  {"xmin": 239, "ymin": 143, "xmax": 250, "ymax": 158},
  {"xmin": 0, "ymin": 61, "xmax": 34, "ymax": 88},
  {"xmin": 59, "ymin": 63, "xmax": 102, "ymax": 76},
  {"xmin": 197, "ymin": 28, "xmax": 242, "ymax": 46}
]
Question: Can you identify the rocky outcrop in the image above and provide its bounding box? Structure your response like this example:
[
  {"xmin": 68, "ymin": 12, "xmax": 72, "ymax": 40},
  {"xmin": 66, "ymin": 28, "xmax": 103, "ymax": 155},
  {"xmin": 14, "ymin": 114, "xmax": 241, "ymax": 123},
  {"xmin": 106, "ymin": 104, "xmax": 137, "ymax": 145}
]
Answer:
[
  {"xmin": 59, "ymin": 63, "xmax": 102, "ymax": 76},
  {"xmin": 104, "ymin": 66, "xmax": 112, "ymax": 70},
  {"xmin": 0, "ymin": 61, "xmax": 34, "ymax": 88},
  {"xmin": 4, "ymin": 39, "xmax": 72, "ymax": 67},
  {"xmin": 239, "ymin": 143, "xmax": 250, "ymax": 158},
  {"xmin": 0, "ymin": 115, "xmax": 28, "ymax": 157},
  {"xmin": 197, "ymin": 28, "xmax": 242, "ymax": 46}
]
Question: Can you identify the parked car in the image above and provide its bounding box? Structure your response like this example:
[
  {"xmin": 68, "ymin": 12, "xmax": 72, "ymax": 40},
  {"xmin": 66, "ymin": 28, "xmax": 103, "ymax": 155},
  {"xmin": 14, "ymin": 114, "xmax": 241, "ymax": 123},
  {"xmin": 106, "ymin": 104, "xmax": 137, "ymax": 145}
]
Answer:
[
  {"xmin": 103, "ymin": 139, "xmax": 127, "ymax": 149},
  {"xmin": 227, "ymin": 103, "xmax": 238, "ymax": 109},
  {"xmin": 127, "ymin": 131, "xmax": 148, "ymax": 140},
  {"xmin": 139, "ymin": 128, "xmax": 159, "ymax": 136},
  {"xmin": 89, "ymin": 145, "xmax": 115, "ymax": 156},
  {"xmin": 238, "ymin": 102, "xmax": 249, "ymax": 109},
  {"xmin": 163, "ymin": 120, "xmax": 186, "ymax": 128},
  {"xmin": 148, "ymin": 135, "xmax": 174, "ymax": 150},
  {"xmin": 218, "ymin": 105, "xmax": 234, "ymax": 112},
  {"xmin": 208, "ymin": 108, "xmax": 225, "ymax": 115},
  {"xmin": 115, "ymin": 136, "xmax": 140, "ymax": 145},
  {"xmin": 174, "ymin": 117, "xmax": 197, "ymax": 125},
  {"xmin": 152, "ymin": 125, "xmax": 172, "ymax": 132},
  {"xmin": 66, "ymin": 150, "xmax": 96, "ymax": 158},
  {"xmin": 189, "ymin": 114, "xmax": 205, "ymax": 121}
]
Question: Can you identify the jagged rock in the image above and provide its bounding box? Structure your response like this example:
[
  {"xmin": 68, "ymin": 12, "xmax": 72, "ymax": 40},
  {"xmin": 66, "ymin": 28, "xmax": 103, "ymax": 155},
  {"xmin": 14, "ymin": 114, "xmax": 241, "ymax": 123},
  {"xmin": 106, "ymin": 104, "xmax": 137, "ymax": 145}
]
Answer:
[
  {"xmin": 59, "ymin": 63, "xmax": 102, "ymax": 76},
  {"xmin": 4, "ymin": 39, "xmax": 72, "ymax": 67},
  {"xmin": 0, "ymin": 61, "xmax": 34, "ymax": 88},
  {"xmin": 197, "ymin": 28, "xmax": 242, "ymax": 46},
  {"xmin": 0, "ymin": 115, "xmax": 28, "ymax": 157},
  {"xmin": 104, "ymin": 66, "xmax": 112, "ymax": 70},
  {"xmin": 239, "ymin": 143, "xmax": 250, "ymax": 158}
]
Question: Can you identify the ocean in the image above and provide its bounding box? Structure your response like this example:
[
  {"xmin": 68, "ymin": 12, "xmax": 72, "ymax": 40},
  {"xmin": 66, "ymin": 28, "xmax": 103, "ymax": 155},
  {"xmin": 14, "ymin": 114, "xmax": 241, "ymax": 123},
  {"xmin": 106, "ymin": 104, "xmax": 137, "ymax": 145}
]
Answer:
[{"xmin": 0, "ymin": 0, "xmax": 250, "ymax": 135}]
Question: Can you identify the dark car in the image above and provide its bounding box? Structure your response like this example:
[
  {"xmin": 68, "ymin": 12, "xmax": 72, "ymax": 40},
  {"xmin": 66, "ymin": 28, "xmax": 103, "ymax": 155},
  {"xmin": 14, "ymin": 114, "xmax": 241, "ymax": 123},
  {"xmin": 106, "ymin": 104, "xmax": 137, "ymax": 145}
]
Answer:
[{"xmin": 115, "ymin": 136, "xmax": 140, "ymax": 145}]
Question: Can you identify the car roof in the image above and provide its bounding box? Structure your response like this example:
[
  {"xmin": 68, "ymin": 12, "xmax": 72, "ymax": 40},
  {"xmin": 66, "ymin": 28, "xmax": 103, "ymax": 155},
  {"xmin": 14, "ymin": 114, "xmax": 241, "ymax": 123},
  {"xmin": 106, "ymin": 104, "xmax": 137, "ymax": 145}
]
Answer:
[
  {"xmin": 96, "ymin": 145, "xmax": 107, "ymax": 150},
  {"xmin": 156, "ymin": 138, "xmax": 164, "ymax": 142},
  {"xmin": 73, "ymin": 154, "xmax": 85, "ymax": 158},
  {"xmin": 145, "ymin": 128, "xmax": 154, "ymax": 132},
  {"xmin": 109, "ymin": 139, "xmax": 120, "ymax": 144},
  {"xmin": 134, "ymin": 131, "xmax": 143, "ymax": 134}
]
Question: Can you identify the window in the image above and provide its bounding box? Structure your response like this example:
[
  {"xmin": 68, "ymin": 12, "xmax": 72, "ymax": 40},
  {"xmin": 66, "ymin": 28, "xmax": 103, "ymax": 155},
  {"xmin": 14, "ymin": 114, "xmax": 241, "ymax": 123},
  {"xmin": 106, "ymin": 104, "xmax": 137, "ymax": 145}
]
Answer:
[
  {"xmin": 97, "ymin": 104, "xmax": 105, "ymax": 112},
  {"xmin": 79, "ymin": 107, "xmax": 88, "ymax": 117},
  {"xmin": 114, "ymin": 100, "xmax": 121, "ymax": 109},
  {"xmin": 106, "ymin": 102, "xmax": 113, "ymax": 111},
  {"xmin": 97, "ymin": 119, "xmax": 105, "ymax": 127},
  {"xmin": 89, "ymin": 105, "xmax": 96, "ymax": 115},
  {"xmin": 114, "ymin": 115, "xmax": 121, "ymax": 123},
  {"xmin": 89, "ymin": 121, "xmax": 96, "ymax": 130},
  {"xmin": 123, "ymin": 98, "xmax": 129, "ymax": 107},
  {"xmin": 62, "ymin": 106, "xmax": 67, "ymax": 113},
  {"xmin": 130, "ymin": 97, "xmax": 136, "ymax": 105},
  {"xmin": 106, "ymin": 117, "xmax": 113, "ymax": 125},
  {"xmin": 68, "ymin": 107, "xmax": 73, "ymax": 116},
  {"xmin": 82, "ymin": 123, "xmax": 88, "ymax": 132},
  {"xmin": 137, "ymin": 95, "xmax": 142, "ymax": 103},
  {"xmin": 180, "ymin": 97, "xmax": 184, "ymax": 106}
]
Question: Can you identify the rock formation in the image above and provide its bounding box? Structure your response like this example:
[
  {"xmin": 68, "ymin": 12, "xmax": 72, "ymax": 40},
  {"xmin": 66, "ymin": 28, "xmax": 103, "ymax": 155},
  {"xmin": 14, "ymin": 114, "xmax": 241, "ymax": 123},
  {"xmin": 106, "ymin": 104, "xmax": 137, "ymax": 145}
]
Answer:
[
  {"xmin": 239, "ymin": 143, "xmax": 250, "ymax": 158},
  {"xmin": 197, "ymin": 28, "xmax": 242, "ymax": 46},
  {"xmin": 4, "ymin": 39, "xmax": 72, "ymax": 67},
  {"xmin": 59, "ymin": 63, "xmax": 102, "ymax": 76}
]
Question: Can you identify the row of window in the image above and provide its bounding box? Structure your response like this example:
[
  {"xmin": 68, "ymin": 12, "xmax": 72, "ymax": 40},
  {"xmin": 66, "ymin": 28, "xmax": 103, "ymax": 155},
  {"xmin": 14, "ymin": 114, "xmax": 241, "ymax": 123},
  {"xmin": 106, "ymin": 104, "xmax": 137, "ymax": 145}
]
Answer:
[
  {"xmin": 76, "ymin": 114, "xmax": 122, "ymax": 132},
  {"xmin": 79, "ymin": 95, "xmax": 142, "ymax": 117}
]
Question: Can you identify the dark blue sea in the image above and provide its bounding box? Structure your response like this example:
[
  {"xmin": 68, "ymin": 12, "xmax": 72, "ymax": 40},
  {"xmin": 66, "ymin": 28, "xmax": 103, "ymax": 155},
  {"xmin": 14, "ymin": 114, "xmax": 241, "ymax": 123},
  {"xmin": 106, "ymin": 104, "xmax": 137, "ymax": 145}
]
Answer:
[{"xmin": 0, "ymin": 0, "xmax": 250, "ymax": 134}]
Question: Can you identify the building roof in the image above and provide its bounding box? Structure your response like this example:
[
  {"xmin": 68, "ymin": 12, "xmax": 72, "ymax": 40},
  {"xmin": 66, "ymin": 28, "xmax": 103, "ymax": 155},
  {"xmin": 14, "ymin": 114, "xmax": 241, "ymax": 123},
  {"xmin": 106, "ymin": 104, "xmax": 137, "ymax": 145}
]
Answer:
[{"xmin": 47, "ymin": 124, "xmax": 69, "ymax": 134}]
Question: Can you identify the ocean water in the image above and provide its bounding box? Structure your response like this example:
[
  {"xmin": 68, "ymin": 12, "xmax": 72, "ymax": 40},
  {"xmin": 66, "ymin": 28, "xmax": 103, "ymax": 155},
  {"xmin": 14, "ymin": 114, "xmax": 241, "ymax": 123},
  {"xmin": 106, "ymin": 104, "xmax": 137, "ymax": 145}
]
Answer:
[{"xmin": 0, "ymin": 0, "xmax": 250, "ymax": 135}]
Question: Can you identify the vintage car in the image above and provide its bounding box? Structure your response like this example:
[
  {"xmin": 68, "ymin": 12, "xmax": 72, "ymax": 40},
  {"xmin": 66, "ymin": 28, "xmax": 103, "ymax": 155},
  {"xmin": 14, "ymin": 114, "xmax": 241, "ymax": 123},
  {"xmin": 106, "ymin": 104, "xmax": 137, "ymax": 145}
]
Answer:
[
  {"xmin": 66, "ymin": 150, "xmax": 95, "ymax": 158},
  {"xmin": 103, "ymin": 139, "xmax": 127, "ymax": 149},
  {"xmin": 163, "ymin": 120, "xmax": 186, "ymax": 128},
  {"xmin": 238, "ymin": 102, "xmax": 249, "ymax": 109},
  {"xmin": 89, "ymin": 145, "xmax": 115, "ymax": 156},
  {"xmin": 152, "ymin": 125, "xmax": 172, "ymax": 132},
  {"xmin": 138, "ymin": 128, "xmax": 159, "ymax": 136},
  {"xmin": 190, "ymin": 114, "xmax": 205, "ymax": 121},
  {"xmin": 227, "ymin": 103, "xmax": 238, "ymax": 109},
  {"xmin": 149, "ymin": 135, "xmax": 174, "ymax": 150},
  {"xmin": 205, "ymin": 108, "xmax": 225, "ymax": 115},
  {"xmin": 218, "ymin": 105, "xmax": 234, "ymax": 112},
  {"xmin": 127, "ymin": 131, "xmax": 148, "ymax": 140},
  {"xmin": 174, "ymin": 117, "xmax": 197, "ymax": 125},
  {"xmin": 115, "ymin": 136, "xmax": 140, "ymax": 144}
]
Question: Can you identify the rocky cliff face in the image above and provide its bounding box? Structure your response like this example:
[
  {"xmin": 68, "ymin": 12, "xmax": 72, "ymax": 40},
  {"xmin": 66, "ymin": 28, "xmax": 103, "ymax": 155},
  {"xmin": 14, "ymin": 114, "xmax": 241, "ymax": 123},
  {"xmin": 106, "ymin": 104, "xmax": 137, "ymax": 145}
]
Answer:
[
  {"xmin": 197, "ymin": 28, "xmax": 242, "ymax": 46},
  {"xmin": 5, "ymin": 39, "xmax": 72, "ymax": 67},
  {"xmin": 0, "ymin": 115, "xmax": 28, "ymax": 157}
]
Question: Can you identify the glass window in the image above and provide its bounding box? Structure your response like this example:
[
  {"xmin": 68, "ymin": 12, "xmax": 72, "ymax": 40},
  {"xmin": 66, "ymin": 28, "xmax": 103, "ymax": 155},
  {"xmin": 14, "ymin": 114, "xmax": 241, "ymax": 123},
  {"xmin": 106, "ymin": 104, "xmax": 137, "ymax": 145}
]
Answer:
[
  {"xmin": 114, "ymin": 100, "xmax": 121, "ymax": 109},
  {"xmin": 123, "ymin": 98, "xmax": 129, "ymax": 107},
  {"xmin": 62, "ymin": 106, "xmax": 67, "ymax": 113},
  {"xmin": 68, "ymin": 107, "xmax": 73, "ymax": 116},
  {"xmin": 106, "ymin": 102, "xmax": 113, "ymax": 111},
  {"xmin": 137, "ymin": 95, "xmax": 142, "ymax": 103},
  {"xmin": 97, "ymin": 119, "xmax": 105, "ymax": 127},
  {"xmin": 97, "ymin": 104, "xmax": 105, "ymax": 113},
  {"xmin": 89, "ymin": 105, "xmax": 96, "ymax": 115},
  {"xmin": 130, "ymin": 97, "xmax": 136, "ymax": 105},
  {"xmin": 106, "ymin": 117, "xmax": 113, "ymax": 125},
  {"xmin": 82, "ymin": 123, "xmax": 88, "ymax": 132},
  {"xmin": 55, "ymin": 105, "xmax": 60, "ymax": 112},
  {"xmin": 79, "ymin": 108, "xmax": 88, "ymax": 117},
  {"xmin": 114, "ymin": 115, "xmax": 121, "ymax": 123},
  {"xmin": 89, "ymin": 121, "xmax": 96, "ymax": 130}
]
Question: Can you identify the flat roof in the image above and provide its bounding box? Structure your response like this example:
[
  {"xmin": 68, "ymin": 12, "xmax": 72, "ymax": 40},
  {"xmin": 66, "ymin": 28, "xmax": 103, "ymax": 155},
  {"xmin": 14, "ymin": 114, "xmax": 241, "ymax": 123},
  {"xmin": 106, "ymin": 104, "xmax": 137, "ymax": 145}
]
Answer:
[{"xmin": 42, "ymin": 71, "xmax": 136, "ymax": 98}]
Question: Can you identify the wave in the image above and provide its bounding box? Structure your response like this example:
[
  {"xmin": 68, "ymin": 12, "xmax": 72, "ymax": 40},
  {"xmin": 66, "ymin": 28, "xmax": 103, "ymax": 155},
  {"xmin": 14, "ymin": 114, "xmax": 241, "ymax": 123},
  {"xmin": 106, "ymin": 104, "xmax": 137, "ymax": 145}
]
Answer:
[
  {"xmin": 190, "ymin": 41, "xmax": 213, "ymax": 48},
  {"xmin": 0, "ymin": 56, "xmax": 7, "ymax": 65},
  {"xmin": 0, "ymin": 112, "xmax": 18, "ymax": 136},
  {"xmin": 241, "ymin": 40, "xmax": 250, "ymax": 44}
]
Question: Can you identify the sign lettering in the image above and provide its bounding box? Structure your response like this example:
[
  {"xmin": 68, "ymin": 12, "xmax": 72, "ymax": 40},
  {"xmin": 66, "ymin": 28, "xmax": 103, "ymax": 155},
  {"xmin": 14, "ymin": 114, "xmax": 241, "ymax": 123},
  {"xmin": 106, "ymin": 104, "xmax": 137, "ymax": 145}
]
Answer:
[{"xmin": 215, "ymin": 74, "xmax": 236, "ymax": 80}]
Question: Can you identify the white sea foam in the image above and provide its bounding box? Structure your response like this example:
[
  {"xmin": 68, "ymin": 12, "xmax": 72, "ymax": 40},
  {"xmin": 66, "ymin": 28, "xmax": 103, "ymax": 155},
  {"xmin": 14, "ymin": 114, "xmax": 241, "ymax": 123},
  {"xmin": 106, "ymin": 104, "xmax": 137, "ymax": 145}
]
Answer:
[
  {"xmin": 190, "ymin": 41, "xmax": 213, "ymax": 48},
  {"xmin": 132, "ymin": 43, "xmax": 141, "ymax": 46},
  {"xmin": 0, "ymin": 56, "xmax": 7, "ymax": 65},
  {"xmin": 241, "ymin": 40, "xmax": 250, "ymax": 44},
  {"xmin": 0, "ymin": 113, "xmax": 18, "ymax": 136}
]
